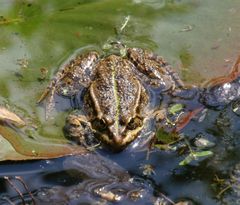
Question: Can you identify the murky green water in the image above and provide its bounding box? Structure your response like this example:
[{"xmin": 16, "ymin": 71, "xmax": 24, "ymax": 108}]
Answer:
[{"xmin": 1, "ymin": 0, "xmax": 240, "ymax": 204}]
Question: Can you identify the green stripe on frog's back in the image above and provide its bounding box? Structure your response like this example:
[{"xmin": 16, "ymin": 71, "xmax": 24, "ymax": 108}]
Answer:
[{"xmin": 111, "ymin": 63, "xmax": 120, "ymax": 138}]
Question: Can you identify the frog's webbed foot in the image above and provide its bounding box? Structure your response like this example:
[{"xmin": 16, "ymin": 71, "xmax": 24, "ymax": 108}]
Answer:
[
  {"xmin": 64, "ymin": 112, "xmax": 99, "ymax": 148},
  {"xmin": 38, "ymin": 51, "xmax": 99, "ymax": 119}
]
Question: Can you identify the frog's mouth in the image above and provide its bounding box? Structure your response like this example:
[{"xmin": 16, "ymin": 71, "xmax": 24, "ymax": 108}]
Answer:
[{"xmin": 91, "ymin": 116, "xmax": 145, "ymax": 149}]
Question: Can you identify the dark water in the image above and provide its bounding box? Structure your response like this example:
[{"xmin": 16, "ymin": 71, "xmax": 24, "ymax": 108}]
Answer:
[{"xmin": 1, "ymin": 0, "xmax": 240, "ymax": 204}]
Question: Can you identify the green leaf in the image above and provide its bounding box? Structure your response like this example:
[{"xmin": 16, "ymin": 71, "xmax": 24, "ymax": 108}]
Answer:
[
  {"xmin": 169, "ymin": 104, "xmax": 184, "ymax": 115},
  {"xmin": 120, "ymin": 47, "xmax": 127, "ymax": 57},
  {"xmin": 193, "ymin": 150, "xmax": 213, "ymax": 157},
  {"xmin": 179, "ymin": 151, "xmax": 213, "ymax": 166},
  {"xmin": 0, "ymin": 124, "xmax": 86, "ymax": 161},
  {"xmin": 0, "ymin": 135, "xmax": 30, "ymax": 161},
  {"xmin": 156, "ymin": 128, "xmax": 179, "ymax": 145},
  {"xmin": 102, "ymin": 43, "xmax": 112, "ymax": 50},
  {"xmin": 155, "ymin": 144, "xmax": 177, "ymax": 151},
  {"xmin": 179, "ymin": 154, "xmax": 194, "ymax": 166}
]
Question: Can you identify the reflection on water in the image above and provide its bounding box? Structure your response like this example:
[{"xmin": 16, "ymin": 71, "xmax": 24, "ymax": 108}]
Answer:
[{"xmin": 0, "ymin": 0, "xmax": 240, "ymax": 204}]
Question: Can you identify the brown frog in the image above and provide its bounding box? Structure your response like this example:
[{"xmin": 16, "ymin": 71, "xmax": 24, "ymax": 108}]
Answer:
[{"xmin": 38, "ymin": 47, "xmax": 184, "ymax": 150}]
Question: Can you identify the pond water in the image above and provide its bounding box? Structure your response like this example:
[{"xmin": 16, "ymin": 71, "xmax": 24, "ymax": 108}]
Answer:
[{"xmin": 0, "ymin": 0, "xmax": 240, "ymax": 204}]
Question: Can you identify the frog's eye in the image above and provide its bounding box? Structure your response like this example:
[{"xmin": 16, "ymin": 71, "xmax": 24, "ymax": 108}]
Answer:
[
  {"xmin": 126, "ymin": 117, "xmax": 143, "ymax": 130},
  {"xmin": 92, "ymin": 119, "xmax": 107, "ymax": 131}
]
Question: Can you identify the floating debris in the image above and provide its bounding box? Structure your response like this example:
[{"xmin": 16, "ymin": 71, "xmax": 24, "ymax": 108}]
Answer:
[
  {"xmin": 194, "ymin": 133, "xmax": 215, "ymax": 149},
  {"xmin": 198, "ymin": 108, "xmax": 208, "ymax": 122},
  {"xmin": 119, "ymin": 15, "xmax": 130, "ymax": 33},
  {"xmin": 38, "ymin": 67, "xmax": 48, "ymax": 81},
  {"xmin": 94, "ymin": 187, "xmax": 122, "ymax": 202},
  {"xmin": 180, "ymin": 25, "xmax": 194, "ymax": 32},
  {"xmin": 0, "ymin": 106, "xmax": 25, "ymax": 127},
  {"xmin": 232, "ymin": 99, "xmax": 240, "ymax": 116},
  {"xmin": 140, "ymin": 164, "xmax": 155, "ymax": 176},
  {"xmin": 0, "ymin": 15, "xmax": 24, "ymax": 25},
  {"xmin": 17, "ymin": 58, "xmax": 29, "ymax": 68}
]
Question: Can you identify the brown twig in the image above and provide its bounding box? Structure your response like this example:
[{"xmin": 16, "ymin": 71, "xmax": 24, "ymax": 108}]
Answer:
[
  {"xmin": 15, "ymin": 176, "xmax": 36, "ymax": 205},
  {"xmin": 204, "ymin": 55, "xmax": 240, "ymax": 88},
  {"xmin": 216, "ymin": 184, "xmax": 232, "ymax": 198},
  {"xmin": 159, "ymin": 192, "xmax": 175, "ymax": 205},
  {"xmin": 1, "ymin": 196, "xmax": 15, "ymax": 205},
  {"xmin": 4, "ymin": 176, "xmax": 25, "ymax": 205}
]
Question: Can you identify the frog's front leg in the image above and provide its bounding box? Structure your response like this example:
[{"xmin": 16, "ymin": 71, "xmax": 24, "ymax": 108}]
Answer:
[
  {"xmin": 38, "ymin": 51, "xmax": 99, "ymax": 118},
  {"xmin": 64, "ymin": 112, "xmax": 99, "ymax": 148}
]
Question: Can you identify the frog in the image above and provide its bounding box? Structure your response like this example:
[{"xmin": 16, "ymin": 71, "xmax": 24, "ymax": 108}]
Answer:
[{"xmin": 38, "ymin": 46, "xmax": 185, "ymax": 150}]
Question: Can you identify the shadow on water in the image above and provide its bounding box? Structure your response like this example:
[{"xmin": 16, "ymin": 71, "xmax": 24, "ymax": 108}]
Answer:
[{"xmin": 0, "ymin": 0, "xmax": 240, "ymax": 204}]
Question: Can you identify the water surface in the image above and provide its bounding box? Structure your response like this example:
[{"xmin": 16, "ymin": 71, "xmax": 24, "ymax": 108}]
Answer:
[{"xmin": 0, "ymin": 1, "xmax": 240, "ymax": 204}]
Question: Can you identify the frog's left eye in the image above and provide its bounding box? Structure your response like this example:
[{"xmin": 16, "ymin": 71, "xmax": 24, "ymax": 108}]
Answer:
[
  {"xmin": 92, "ymin": 119, "xmax": 107, "ymax": 131},
  {"xmin": 126, "ymin": 117, "xmax": 143, "ymax": 130}
]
